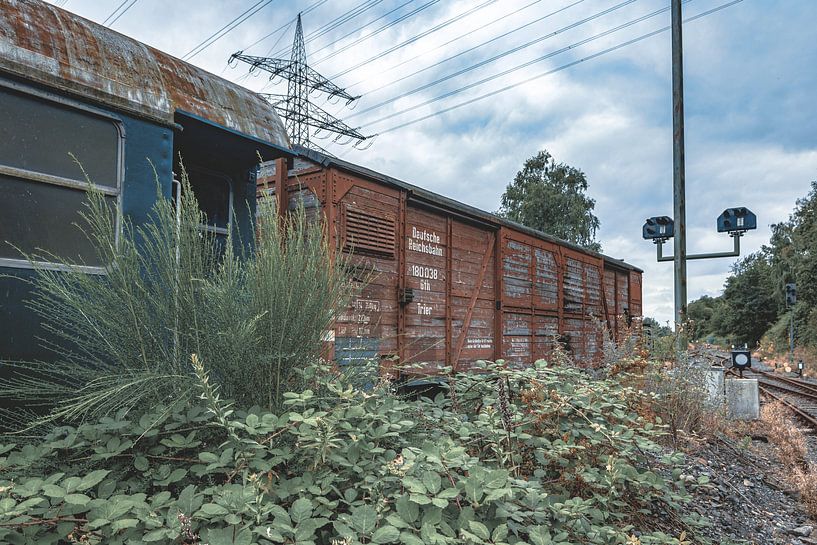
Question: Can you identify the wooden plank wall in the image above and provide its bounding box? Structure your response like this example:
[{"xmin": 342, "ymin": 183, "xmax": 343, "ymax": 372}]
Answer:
[{"xmin": 264, "ymin": 161, "xmax": 643, "ymax": 374}]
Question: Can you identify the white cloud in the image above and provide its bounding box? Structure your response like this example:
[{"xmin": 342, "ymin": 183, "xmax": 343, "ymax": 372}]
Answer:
[{"xmin": 51, "ymin": 0, "xmax": 817, "ymax": 325}]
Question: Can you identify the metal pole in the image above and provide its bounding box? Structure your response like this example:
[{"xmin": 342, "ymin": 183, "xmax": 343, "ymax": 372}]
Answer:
[
  {"xmin": 671, "ymin": 0, "xmax": 687, "ymax": 356},
  {"xmin": 789, "ymin": 316, "xmax": 793, "ymax": 367}
]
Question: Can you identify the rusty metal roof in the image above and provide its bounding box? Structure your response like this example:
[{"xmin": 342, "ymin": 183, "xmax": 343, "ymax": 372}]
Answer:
[
  {"xmin": 0, "ymin": 0, "xmax": 290, "ymax": 150},
  {"xmin": 294, "ymin": 146, "xmax": 643, "ymax": 273}
]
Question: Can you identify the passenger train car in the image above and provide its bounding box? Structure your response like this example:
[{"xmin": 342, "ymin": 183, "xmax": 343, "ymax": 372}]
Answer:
[{"xmin": 0, "ymin": 0, "xmax": 293, "ymax": 361}]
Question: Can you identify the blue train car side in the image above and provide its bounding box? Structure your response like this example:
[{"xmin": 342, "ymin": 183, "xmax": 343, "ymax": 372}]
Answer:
[{"xmin": 0, "ymin": 0, "xmax": 293, "ymax": 361}]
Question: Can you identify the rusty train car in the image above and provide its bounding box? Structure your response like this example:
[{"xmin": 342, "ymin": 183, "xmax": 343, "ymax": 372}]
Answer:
[
  {"xmin": 0, "ymin": 0, "xmax": 292, "ymax": 362},
  {"xmin": 260, "ymin": 147, "xmax": 642, "ymax": 375}
]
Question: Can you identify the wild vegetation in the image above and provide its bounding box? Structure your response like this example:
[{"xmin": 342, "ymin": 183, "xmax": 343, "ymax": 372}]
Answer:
[
  {"xmin": 0, "ymin": 170, "xmax": 356, "ymax": 427},
  {"xmin": 685, "ymin": 180, "xmax": 817, "ymax": 356},
  {"xmin": 0, "ymin": 169, "xmax": 715, "ymax": 544},
  {"xmin": 0, "ymin": 357, "xmax": 704, "ymax": 545},
  {"xmin": 760, "ymin": 401, "xmax": 817, "ymax": 518}
]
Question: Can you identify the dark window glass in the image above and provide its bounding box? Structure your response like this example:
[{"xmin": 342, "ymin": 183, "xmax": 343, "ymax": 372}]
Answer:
[
  {"xmin": 188, "ymin": 170, "xmax": 231, "ymax": 229},
  {"xmin": 0, "ymin": 86, "xmax": 119, "ymax": 187},
  {"xmin": 0, "ymin": 174, "xmax": 115, "ymax": 267}
]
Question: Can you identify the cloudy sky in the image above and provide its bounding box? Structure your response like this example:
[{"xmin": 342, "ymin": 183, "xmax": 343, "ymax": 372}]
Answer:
[{"xmin": 52, "ymin": 0, "xmax": 817, "ymax": 324}]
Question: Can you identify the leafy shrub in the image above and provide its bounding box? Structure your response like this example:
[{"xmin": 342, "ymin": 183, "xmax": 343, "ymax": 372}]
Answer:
[
  {"xmin": 0, "ymin": 173, "xmax": 355, "ymax": 423},
  {"xmin": 641, "ymin": 359, "xmax": 715, "ymax": 446},
  {"xmin": 0, "ymin": 358, "xmax": 701, "ymax": 544}
]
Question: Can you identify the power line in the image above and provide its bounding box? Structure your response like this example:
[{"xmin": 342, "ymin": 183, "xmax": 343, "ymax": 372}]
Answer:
[
  {"xmin": 344, "ymin": 0, "xmax": 549, "ymax": 90},
  {"xmin": 353, "ymin": 0, "xmax": 586, "ymax": 96},
  {"xmin": 182, "ymin": 0, "xmax": 279, "ymax": 61},
  {"xmin": 347, "ymin": 0, "xmax": 637, "ymax": 120},
  {"xmin": 269, "ymin": 0, "xmax": 387, "ymax": 59},
  {"xmin": 369, "ymin": 0, "xmax": 746, "ymax": 136},
  {"xmin": 239, "ymin": 0, "xmax": 330, "ymax": 54},
  {"xmin": 107, "ymin": 0, "xmax": 139, "ymax": 27},
  {"xmin": 102, "ymin": 0, "xmax": 132, "ymax": 26},
  {"xmin": 307, "ymin": 0, "xmax": 418, "ymax": 60},
  {"xmin": 327, "ymin": 0, "xmax": 499, "ymax": 79},
  {"xmin": 363, "ymin": 3, "xmax": 675, "ymax": 127},
  {"xmin": 312, "ymin": 0, "xmax": 452, "ymax": 66}
]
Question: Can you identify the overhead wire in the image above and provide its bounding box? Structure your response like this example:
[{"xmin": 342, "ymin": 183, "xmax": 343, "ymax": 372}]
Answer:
[
  {"xmin": 367, "ymin": 0, "xmax": 746, "ymax": 136},
  {"xmin": 102, "ymin": 0, "xmax": 131, "ymax": 25},
  {"xmin": 239, "ymin": 0, "xmax": 330, "ymax": 54},
  {"xmin": 327, "ymin": 0, "xmax": 500, "ymax": 79},
  {"xmin": 315, "ymin": 0, "xmax": 482, "ymax": 64},
  {"xmin": 344, "ymin": 0, "xmax": 549, "ymax": 90},
  {"xmin": 307, "ymin": 0, "xmax": 418, "ymax": 60},
  {"xmin": 256, "ymin": 0, "xmax": 437, "ymax": 93},
  {"xmin": 182, "ymin": 0, "xmax": 279, "ymax": 61},
  {"xmin": 235, "ymin": 17, "xmax": 295, "ymax": 82},
  {"xmin": 107, "ymin": 0, "xmax": 139, "ymax": 27},
  {"xmin": 352, "ymin": 0, "xmax": 586, "ymax": 95},
  {"xmin": 347, "ymin": 0, "xmax": 638, "ymax": 120},
  {"xmin": 268, "ymin": 0, "xmax": 388, "ymax": 59}
]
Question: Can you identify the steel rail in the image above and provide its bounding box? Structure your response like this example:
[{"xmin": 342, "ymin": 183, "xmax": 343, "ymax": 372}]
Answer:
[{"xmin": 758, "ymin": 386, "xmax": 817, "ymax": 430}]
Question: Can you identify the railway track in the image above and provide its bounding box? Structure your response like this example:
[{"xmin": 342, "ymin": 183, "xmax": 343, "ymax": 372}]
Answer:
[
  {"xmin": 751, "ymin": 370, "xmax": 817, "ymax": 429},
  {"xmin": 695, "ymin": 347, "xmax": 817, "ymax": 429}
]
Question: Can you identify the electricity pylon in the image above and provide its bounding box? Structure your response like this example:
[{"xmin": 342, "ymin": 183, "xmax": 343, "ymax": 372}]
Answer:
[{"xmin": 230, "ymin": 14, "xmax": 371, "ymax": 150}]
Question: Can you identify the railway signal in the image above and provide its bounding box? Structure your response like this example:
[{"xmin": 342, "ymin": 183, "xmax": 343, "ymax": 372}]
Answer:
[
  {"xmin": 786, "ymin": 283, "xmax": 797, "ymax": 369},
  {"xmin": 642, "ymin": 206, "xmax": 757, "ymax": 362},
  {"xmin": 731, "ymin": 348, "xmax": 752, "ymax": 378},
  {"xmin": 786, "ymin": 283, "xmax": 797, "ymax": 306},
  {"xmin": 642, "ymin": 216, "xmax": 674, "ymax": 242},
  {"xmin": 717, "ymin": 207, "xmax": 757, "ymax": 234}
]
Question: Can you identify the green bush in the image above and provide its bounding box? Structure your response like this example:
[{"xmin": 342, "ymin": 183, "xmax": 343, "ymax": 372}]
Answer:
[
  {"xmin": 0, "ymin": 359, "xmax": 702, "ymax": 544},
  {"xmin": 0, "ymin": 172, "xmax": 356, "ymax": 424}
]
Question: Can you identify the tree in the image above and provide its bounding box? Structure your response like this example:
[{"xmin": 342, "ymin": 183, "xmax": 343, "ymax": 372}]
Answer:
[
  {"xmin": 686, "ymin": 295, "xmax": 727, "ymax": 341},
  {"xmin": 719, "ymin": 252, "xmax": 778, "ymax": 347},
  {"xmin": 499, "ymin": 150, "xmax": 601, "ymax": 251}
]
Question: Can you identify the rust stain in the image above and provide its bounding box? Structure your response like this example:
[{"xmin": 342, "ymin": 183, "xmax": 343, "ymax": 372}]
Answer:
[{"xmin": 0, "ymin": 0, "xmax": 289, "ymax": 148}]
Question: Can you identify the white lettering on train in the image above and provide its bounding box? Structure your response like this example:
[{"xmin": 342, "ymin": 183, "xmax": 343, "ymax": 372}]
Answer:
[
  {"xmin": 409, "ymin": 265, "xmax": 438, "ymax": 280},
  {"xmin": 408, "ymin": 226, "xmax": 444, "ymax": 256}
]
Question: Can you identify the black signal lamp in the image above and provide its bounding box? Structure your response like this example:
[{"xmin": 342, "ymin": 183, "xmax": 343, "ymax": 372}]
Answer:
[
  {"xmin": 642, "ymin": 216, "xmax": 674, "ymax": 241},
  {"xmin": 717, "ymin": 207, "xmax": 757, "ymax": 234}
]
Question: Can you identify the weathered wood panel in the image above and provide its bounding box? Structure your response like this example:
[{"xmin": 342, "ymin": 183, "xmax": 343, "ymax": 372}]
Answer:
[{"xmin": 403, "ymin": 206, "xmax": 448, "ymax": 369}]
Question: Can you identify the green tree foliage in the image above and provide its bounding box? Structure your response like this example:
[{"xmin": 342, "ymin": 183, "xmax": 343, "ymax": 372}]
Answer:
[
  {"xmin": 0, "ymin": 172, "xmax": 356, "ymax": 425},
  {"xmin": 719, "ymin": 253, "xmax": 779, "ymax": 347},
  {"xmin": 499, "ymin": 150, "xmax": 602, "ymax": 252},
  {"xmin": 0, "ymin": 359, "xmax": 702, "ymax": 545},
  {"xmin": 686, "ymin": 296, "xmax": 728, "ymax": 342}
]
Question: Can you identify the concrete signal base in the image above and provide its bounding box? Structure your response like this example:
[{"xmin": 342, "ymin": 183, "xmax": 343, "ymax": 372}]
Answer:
[{"xmin": 725, "ymin": 378, "xmax": 760, "ymax": 420}]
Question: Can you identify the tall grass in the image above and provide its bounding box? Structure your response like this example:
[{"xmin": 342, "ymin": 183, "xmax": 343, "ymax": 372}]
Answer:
[{"xmin": 0, "ymin": 169, "xmax": 356, "ymax": 427}]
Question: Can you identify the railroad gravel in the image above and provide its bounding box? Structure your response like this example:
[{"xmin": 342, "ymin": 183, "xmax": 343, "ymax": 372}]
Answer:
[{"xmin": 673, "ymin": 431, "xmax": 817, "ymax": 544}]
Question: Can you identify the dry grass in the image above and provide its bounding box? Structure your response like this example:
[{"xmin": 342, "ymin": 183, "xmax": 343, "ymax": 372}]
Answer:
[
  {"xmin": 792, "ymin": 466, "xmax": 817, "ymax": 517},
  {"xmin": 761, "ymin": 401, "xmax": 808, "ymax": 465},
  {"xmin": 760, "ymin": 401, "xmax": 817, "ymax": 517}
]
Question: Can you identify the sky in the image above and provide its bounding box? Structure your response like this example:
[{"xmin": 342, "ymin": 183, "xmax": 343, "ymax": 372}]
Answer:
[{"xmin": 50, "ymin": 0, "xmax": 817, "ymax": 325}]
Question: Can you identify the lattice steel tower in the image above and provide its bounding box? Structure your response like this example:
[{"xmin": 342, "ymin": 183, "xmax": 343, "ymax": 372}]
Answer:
[{"xmin": 230, "ymin": 14, "xmax": 370, "ymax": 149}]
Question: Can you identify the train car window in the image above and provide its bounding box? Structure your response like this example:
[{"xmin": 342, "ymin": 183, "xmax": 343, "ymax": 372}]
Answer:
[
  {"xmin": 0, "ymin": 87, "xmax": 119, "ymax": 187},
  {"xmin": 0, "ymin": 85, "xmax": 121, "ymax": 270}
]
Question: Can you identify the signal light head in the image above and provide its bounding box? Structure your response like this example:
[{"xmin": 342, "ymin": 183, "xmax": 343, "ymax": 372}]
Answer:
[
  {"xmin": 731, "ymin": 348, "xmax": 751, "ymax": 369},
  {"xmin": 717, "ymin": 207, "xmax": 757, "ymax": 234},
  {"xmin": 642, "ymin": 216, "xmax": 674, "ymax": 241}
]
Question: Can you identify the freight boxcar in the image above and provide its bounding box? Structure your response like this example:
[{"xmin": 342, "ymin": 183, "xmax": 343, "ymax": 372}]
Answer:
[
  {"xmin": 0, "ymin": 0, "xmax": 292, "ymax": 361},
  {"xmin": 259, "ymin": 147, "xmax": 642, "ymax": 375}
]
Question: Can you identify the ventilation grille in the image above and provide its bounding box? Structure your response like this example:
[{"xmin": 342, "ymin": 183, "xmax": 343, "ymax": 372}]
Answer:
[{"xmin": 342, "ymin": 205, "xmax": 396, "ymax": 258}]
